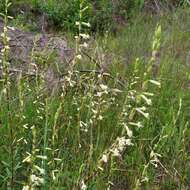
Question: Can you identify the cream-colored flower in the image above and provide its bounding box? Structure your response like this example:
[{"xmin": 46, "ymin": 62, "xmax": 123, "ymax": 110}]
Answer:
[
  {"xmin": 79, "ymin": 33, "xmax": 90, "ymax": 39},
  {"xmin": 124, "ymin": 124, "xmax": 133, "ymax": 137},
  {"xmin": 76, "ymin": 54, "xmax": 82, "ymax": 60},
  {"xmin": 101, "ymin": 154, "xmax": 108, "ymax": 163},
  {"xmin": 22, "ymin": 185, "xmax": 29, "ymax": 190},
  {"xmin": 80, "ymin": 180, "xmax": 87, "ymax": 190}
]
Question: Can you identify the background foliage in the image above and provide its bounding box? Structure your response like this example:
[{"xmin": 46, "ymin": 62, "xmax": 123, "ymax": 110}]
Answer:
[{"xmin": 0, "ymin": 0, "xmax": 189, "ymax": 32}]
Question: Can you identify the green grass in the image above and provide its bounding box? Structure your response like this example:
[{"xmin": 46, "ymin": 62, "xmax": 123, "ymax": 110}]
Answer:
[{"xmin": 0, "ymin": 7, "xmax": 190, "ymax": 190}]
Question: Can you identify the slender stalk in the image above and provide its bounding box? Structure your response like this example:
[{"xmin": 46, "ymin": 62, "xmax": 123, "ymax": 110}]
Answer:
[{"xmin": 1, "ymin": 0, "xmax": 14, "ymax": 188}]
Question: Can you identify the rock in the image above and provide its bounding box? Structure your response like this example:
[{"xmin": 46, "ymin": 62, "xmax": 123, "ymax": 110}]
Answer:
[
  {"xmin": 0, "ymin": 19, "xmax": 75, "ymax": 93},
  {"xmin": 0, "ymin": 19, "xmax": 74, "ymax": 72}
]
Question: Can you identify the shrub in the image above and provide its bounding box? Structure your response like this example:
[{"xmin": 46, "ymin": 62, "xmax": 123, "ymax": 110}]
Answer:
[
  {"xmin": 0, "ymin": 0, "xmax": 189, "ymax": 32},
  {"xmin": 30, "ymin": 0, "xmax": 143, "ymax": 32}
]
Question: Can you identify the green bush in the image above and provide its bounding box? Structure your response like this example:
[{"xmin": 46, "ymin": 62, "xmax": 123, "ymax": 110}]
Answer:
[
  {"xmin": 31, "ymin": 0, "xmax": 144, "ymax": 32},
  {"xmin": 0, "ymin": 0, "xmax": 188, "ymax": 32},
  {"xmin": 31, "ymin": 0, "xmax": 90, "ymax": 32},
  {"xmin": 29, "ymin": 0, "xmax": 190, "ymax": 32}
]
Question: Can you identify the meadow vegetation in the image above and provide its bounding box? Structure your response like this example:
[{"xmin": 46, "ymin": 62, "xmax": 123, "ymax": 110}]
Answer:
[{"xmin": 0, "ymin": 0, "xmax": 190, "ymax": 190}]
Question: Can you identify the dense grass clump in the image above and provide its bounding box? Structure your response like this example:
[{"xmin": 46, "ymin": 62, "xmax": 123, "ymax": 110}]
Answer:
[{"xmin": 0, "ymin": 1, "xmax": 190, "ymax": 190}]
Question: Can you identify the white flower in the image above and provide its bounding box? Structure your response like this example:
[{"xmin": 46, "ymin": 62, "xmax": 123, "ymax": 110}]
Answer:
[
  {"xmin": 30, "ymin": 174, "xmax": 37, "ymax": 183},
  {"xmin": 22, "ymin": 185, "xmax": 29, "ymax": 190},
  {"xmin": 111, "ymin": 88, "xmax": 122, "ymax": 94},
  {"xmin": 0, "ymin": 33, "xmax": 5, "ymax": 38},
  {"xmin": 52, "ymin": 170, "xmax": 59, "ymax": 181},
  {"xmin": 80, "ymin": 121, "xmax": 88, "ymax": 128},
  {"xmin": 2, "ymin": 88, "xmax": 7, "ymax": 95},
  {"xmin": 96, "ymin": 92, "xmax": 103, "ymax": 97},
  {"xmin": 80, "ymin": 180, "xmax": 87, "ymax": 190},
  {"xmin": 141, "ymin": 176, "xmax": 149, "ymax": 182},
  {"xmin": 124, "ymin": 124, "xmax": 133, "ymax": 137},
  {"xmin": 30, "ymin": 174, "xmax": 44, "ymax": 186},
  {"xmin": 100, "ymin": 84, "xmax": 108, "ymax": 91},
  {"xmin": 149, "ymin": 80, "xmax": 161, "ymax": 87},
  {"xmin": 80, "ymin": 42, "xmax": 88, "ymax": 48},
  {"xmin": 111, "ymin": 148, "xmax": 120, "ymax": 157},
  {"xmin": 81, "ymin": 22, "xmax": 91, "ymax": 27},
  {"xmin": 101, "ymin": 154, "xmax": 108, "ymax": 163},
  {"xmin": 22, "ymin": 153, "xmax": 32, "ymax": 163},
  {"xmin": 140, "ymin": 94, "xmax": 152, "ymax": 105},
  {"xmin": 75, "ymin": 21, "xmax": 80, "ymax": 25},
  {"xmin": 117, "ymin": 137, "xmax": 133, "ymax": 151},
  {"xmin": 92, "ymin": 109, "xmax": 98, "ymax": 115},
  {"xmin": 1, "ymin": 49, "xmax": 5, "ymax": 53},
  {"xmin": 143, "ymin": 92, "xmax": 154, "ymax": 97},
  {"xmin": 23, "ymin": 124, "xmax": 29, "ymax": 129},
  {"xmin": 124, "ymin": 139, "xmax": 133, "ymax": 146},
  {"xmin": 135, "ymin": 108, "xmax": 149, "ymax": 119},
  {"xmin": 80, "ymin": 121, "xmax": 88, "ymax": 132},
  {"xmin": 4, "ymin": 45, "xmax": 10, "ymax": 50},
  {"xmin": 36, "ymin": 155, "xmax": 47, "ymax": 160},
  {"xmin": 98, "ymin": 115, "xmax": 103, "ymax": 121},
  {"xmin": 129, "ymin": 121, "xmax": 144, "ymax": 128},
  {"xmin": 79, "ymin": 33, "xmax": 90, "ymax": 39},
  {"xmin": 8, "ymin": 26, "xmax": 15, "ymax": 31},
  {"xmin": 34, "ymin": 165, "xmax": 45, "ymax": 175},
  {"xmin": 76, "ymin": 54, "xmax": 82, "ymax": 60}
]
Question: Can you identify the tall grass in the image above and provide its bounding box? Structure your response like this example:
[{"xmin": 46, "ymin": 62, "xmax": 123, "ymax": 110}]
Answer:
[{"xmin": 0, "ymin": 1, "xmax": 190, "ymax": 190}]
